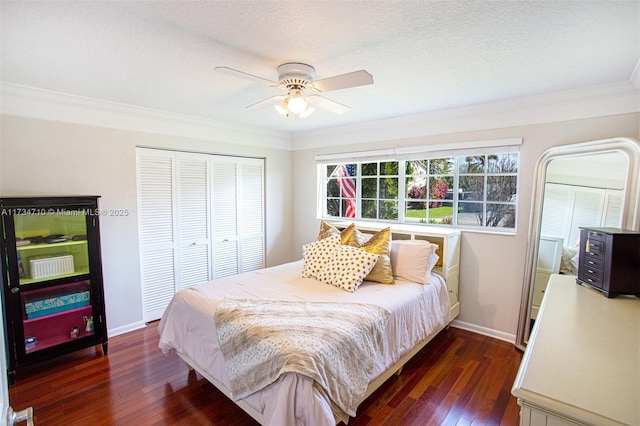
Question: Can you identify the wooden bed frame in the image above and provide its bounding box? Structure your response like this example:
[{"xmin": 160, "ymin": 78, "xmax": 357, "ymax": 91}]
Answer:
[{"xmin": 177, "ymin": 224, "xmax": 461, "ymax": 425}]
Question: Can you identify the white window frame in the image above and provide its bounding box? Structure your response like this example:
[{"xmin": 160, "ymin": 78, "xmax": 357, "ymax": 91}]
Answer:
[{"xmin": 316, "ymin": 138, "xmax": 522, "ymax": 232}]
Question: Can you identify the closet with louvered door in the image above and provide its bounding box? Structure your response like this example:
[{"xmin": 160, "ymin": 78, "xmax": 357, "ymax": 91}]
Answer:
[
  {"xmin": 211, "ymin": 156, "xmax": 265, "ymax": 279},
  {"xmin": 136, "ymin": 148, "xmax": 265, "ymax": 322},
  {"xmin": 136, "ymin": 149, "xmax": 178, "ymax": 322},
  {"xmin": 238, "ymin": 159, "xmax": 266, "ymax": 272},
  {"xmin": 176, "ymin": 153, "xmax": 211, "ymax": 291},
  {"xmin": 540, "ymin": 183, "xmax": 623, "ymax": 247}
]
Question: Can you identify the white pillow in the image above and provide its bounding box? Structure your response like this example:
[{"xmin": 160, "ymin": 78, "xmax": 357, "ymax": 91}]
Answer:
[
  {"xmin": 317, "ymin": 245, "xmax": 379, "ymax": 292},
  {"xmin": 390, "ymin": 240, "xmax": 439, "ymax": 284},
  {"xmin": 301, "ymin": 234, "xmax": 341, "ymax": 279}
]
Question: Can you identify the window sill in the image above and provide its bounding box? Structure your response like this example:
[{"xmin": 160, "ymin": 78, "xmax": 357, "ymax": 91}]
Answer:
[{"xmin": 321, "ymin": 218, "xmax": 517, "ymax": 237}]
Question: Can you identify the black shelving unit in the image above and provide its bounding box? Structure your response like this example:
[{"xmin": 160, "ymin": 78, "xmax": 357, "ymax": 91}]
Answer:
[{"xmin": 1, "ymin": 196, "xmax": 108, "ymax": 383}]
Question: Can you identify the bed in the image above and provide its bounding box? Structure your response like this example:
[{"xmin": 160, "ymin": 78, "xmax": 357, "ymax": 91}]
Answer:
[{"xmin": 158, "ymin": 223, "xmax": 461, "ymax": 425}]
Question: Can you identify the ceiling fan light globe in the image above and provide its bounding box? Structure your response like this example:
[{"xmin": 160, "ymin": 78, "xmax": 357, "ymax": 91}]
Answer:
[
  {"xmin": 275, "ymin": 101, "xmax": 288, "ymax": 116},
  {"xmin": 287, "ymin": 90, "xmax": 307, "ymax": 115}
]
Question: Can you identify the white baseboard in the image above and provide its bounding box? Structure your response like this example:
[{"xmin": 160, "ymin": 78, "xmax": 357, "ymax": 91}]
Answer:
[
  {"xmin": 450, "ymin": 319, "xmax": 516, "ymax": 344},
  {"xmin": 108, "ymin": 321, "xmax": 146, "ymax": 338}
]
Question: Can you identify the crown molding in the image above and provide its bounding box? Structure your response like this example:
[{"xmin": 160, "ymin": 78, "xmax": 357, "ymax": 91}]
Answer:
[
  {"xmin": 0, "ymin": 82, "xmax": 293, "ymax": 151},
  {"xmin": 2, "ymin": 81, "xmax": 638, "ymax": 153},
  {"xmin": 292, "ymin": 81, "xmax": 640, "ymax": 150}
]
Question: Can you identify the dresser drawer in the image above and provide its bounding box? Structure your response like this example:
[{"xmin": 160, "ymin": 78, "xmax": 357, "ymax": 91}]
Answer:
[
  {"xmin": 582, "ymin": 265, "xmax": 603, "ymax": 280},
  {"xmin": 583, "ymin": 255, "xmax": 604, "ymax": 269},
  {"xmin": 585, "ymin": 240, "xmax": 605, "ymax": 256},
  {"xmin": 584, "ymin": 229, "xmax": 606, "ymax": 242},
  {"xmin": 581, "ymin": 267, "xmax": 604, "ymax": 288}
]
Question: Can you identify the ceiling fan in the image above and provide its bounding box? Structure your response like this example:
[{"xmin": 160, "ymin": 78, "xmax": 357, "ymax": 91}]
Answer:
[{"xmin": 215, "ymin": 62, "xmax": 373, "ymax": 118}]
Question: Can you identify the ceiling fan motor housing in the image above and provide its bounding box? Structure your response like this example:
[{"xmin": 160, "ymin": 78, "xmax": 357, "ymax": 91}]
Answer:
[{"xmin": 277, "ymin": 62, "xmax": 315, "ymax": 90}]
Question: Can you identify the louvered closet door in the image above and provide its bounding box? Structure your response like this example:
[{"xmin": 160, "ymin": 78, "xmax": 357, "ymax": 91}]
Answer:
[
  {"xmin": 568, "ymin": 188, "xmax": 604, "ymax": 246},
  {"xmin": 211, "ymin": 157, "xmax": 265, "ymax": 278},
  {"xmin": 540, "ymin": 183, "xmax": 572, "ymax": 239},
  {"xmin": 238, "ymin": 158, "xmax": 265, "ymax": 272},
  {"xmin": 212, "ymin": 160, "xmax": 239, "ymax": 278},
  {"xmin": 176, "ymin": 153, "xmax": 211, "ymax": 289},
  {"xmin": 136, "ymin": 149, "xmax": 177, "ymax": 322},
  {"xmin": 137, "ymin": 149, "xmax": 265, "ymax": 321},
  {"xmin": 603, "ymin": 190, "xmax": 623, "ymax": 227}
]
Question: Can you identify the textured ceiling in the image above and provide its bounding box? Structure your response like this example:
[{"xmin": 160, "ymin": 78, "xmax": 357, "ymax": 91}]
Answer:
[{"xmin": 1, "ymin": 1, "xmax": 638, "ymax": 133}]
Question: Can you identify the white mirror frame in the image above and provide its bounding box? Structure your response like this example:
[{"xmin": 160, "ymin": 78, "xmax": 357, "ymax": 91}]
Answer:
[{"xmin": 515, "ymin": 137, "xmax": 640, "ymax": 350}]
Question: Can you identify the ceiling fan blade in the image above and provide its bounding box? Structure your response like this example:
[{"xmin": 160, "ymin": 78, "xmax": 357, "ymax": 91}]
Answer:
[
  {"xmin": 311, "ymin": 70, "xmax": 373, "ymax": 93},
  {"xmin": 308, "ymin": 95, "xmax": 351, "ymax": 114},
  {"xmin": 246, "ymin": 95, "xmax": 286, "ymax": 110},
  {"xmin": 215, "ymin": 66, "xmax": 279, "ymax": 87}
]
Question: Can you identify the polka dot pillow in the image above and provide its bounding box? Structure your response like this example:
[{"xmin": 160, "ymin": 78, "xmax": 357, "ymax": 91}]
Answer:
[
  {"xmin": 317, "ymin": 245, "xmax": 380, "ymax": 292},
  {"xmin": 301, "ymin": 234, "xmax": 341, "ymax": 278}
]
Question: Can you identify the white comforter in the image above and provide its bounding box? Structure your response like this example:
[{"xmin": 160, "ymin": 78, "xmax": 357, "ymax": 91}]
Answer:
[{"xmin": 158, "ymin": 260, "xmax": 451, "ymax": 426}]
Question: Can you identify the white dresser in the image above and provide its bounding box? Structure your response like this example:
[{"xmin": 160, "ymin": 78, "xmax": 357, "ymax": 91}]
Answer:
[{"xmin": 511, "ymin": 274, "xmax": 639, "ymax": 426}]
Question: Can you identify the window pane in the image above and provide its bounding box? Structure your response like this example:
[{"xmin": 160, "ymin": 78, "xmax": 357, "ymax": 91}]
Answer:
[
  {"xmin": 326, "ymin": 199, "xmax": 340, "ymax": 217},
  {"xmin": 486, "ymin": 203, "xmax": 516, "ymax": 228},
  {"xmin": 429, "ymin": 177, "xmax": 452, "ymax": 203},
  {"xmin": 362, "ymin": 200, "xmax": 377, "ymax": 218},
  {"xmin": 322, "ymin": 151, "xmax": 518, "ymax": 231},
  {"xmin": 405, "ymin": 201, "xmax": 427, "ymax": 222},
  {"xmin": 429, "ymin": 157, "xmax": 454, "ymax": 174},
  {"xmin": 488, "ymin": 153, "xmax": 519, "ymax": 173},
  {"xmin": 487, "ymin": 176, "xmax": 517, "ymax": 202},
  {"xmin": 342, "ymin": 199, "xmax": 356, "ymax": 218},
  {"xmin": 460, "ymin": 176, "xmax": 484, "ymax": 201},
  {"xmin": 458, "ymin": 155, "xmax": 485, "ymax": 174},
  {"xmin": 380, "ymin": 200, "xmax": 398, "ymax": 220},
  {"xmin": 406, "ymin": 160, "xmax": 428, "ymax": 175},
  {"xmin": 361, "ymin": 163, "xmax": 377, "ymax": 176},
  {"xmin": 379, "ymin": 177, "xmax": 398, "ymax": 199},
  {"xmin": 362, "ymin": 177, "xmax": 377, "ymax": 198},
  {"xmin": 326, "ymin": 178, "xmax": 340, "ymax": 197},
  {"xmin": 458, "ymin": 202, "xmax": 483, "ymax": 225},
  {"xmin": 428, "ymin": 201, "xmax": 453, "ymax": 225},
  {"xmin": 406, "ymin": 178, "xmax": 427, "ymax": 199},
  {"xmin": 380, "ymin": 161, "xmax": 398, "ymax": 175}
]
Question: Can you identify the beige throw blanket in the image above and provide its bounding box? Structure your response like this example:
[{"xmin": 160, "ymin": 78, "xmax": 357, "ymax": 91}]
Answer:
[{"xmin": 214, "ymin": 299, "xmax": 390, "ymax": 417}]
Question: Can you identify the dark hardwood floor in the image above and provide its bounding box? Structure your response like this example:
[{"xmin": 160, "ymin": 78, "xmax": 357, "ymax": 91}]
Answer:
[{"xmin": 9, "ymin": 323, "xmax": 522, "ymax": 425}]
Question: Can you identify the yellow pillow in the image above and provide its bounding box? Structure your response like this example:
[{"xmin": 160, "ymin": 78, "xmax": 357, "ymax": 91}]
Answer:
[
  {"xmin": 317, "ymin": 221, "xmax": 355, "ymax": 245},
  {"xmin": 347, "ymin": 227, "xmax": 394, "ymax": 284}
]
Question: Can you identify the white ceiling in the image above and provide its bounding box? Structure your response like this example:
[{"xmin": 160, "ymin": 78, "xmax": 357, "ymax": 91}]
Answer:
[{"xmin": 1, "ymin": 1, "xmax": 639, "ymax": 134}]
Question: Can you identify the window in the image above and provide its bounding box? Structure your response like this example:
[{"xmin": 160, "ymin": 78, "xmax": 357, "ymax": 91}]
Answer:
[{"xmin": 321, "ymin": 151, "xmax": 519, "ymax": 231}]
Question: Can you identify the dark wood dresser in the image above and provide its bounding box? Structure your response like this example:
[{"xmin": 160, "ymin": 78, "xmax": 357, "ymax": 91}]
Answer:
[{"xmin": 577, "ymin": 227, "xmax": 640, "ymax": 298}]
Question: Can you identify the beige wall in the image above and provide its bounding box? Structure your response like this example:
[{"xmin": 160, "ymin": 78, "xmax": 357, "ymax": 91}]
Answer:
[
  {"xmin": 2, "ymin": 111, "xmax": 638, "ymax": 340},
  {"xmin": 292, "ymin": 113, "xmax": 640, "ymax": 340},
  {"xmin": 0, "ymin": 115, "xmax": 294, "ymax": 334}
]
